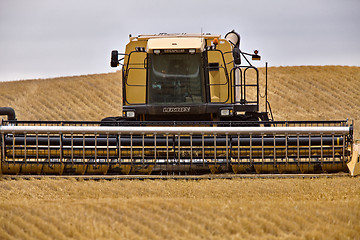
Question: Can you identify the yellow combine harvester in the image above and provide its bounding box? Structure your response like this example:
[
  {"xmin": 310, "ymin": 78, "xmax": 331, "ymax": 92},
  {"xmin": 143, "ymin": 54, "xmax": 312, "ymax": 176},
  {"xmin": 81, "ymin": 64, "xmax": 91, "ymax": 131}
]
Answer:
[{"xmin": 0, "ymin": 30, "xmax": 359, "ymax": 175}]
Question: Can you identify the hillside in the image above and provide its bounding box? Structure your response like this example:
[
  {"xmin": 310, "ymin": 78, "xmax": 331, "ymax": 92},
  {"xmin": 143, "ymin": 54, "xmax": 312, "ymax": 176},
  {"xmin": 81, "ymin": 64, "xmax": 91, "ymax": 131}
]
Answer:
[
  {"xmin": 264, "ymin": 66, "xmax": 359, "ymax": 122},
  {"xmin": 0, "ymin": 66, "xmax": 359, "ymax": 138},
  {"xmin": 0, "ymin": 72, "xmax": 122, "ymax": 121}
]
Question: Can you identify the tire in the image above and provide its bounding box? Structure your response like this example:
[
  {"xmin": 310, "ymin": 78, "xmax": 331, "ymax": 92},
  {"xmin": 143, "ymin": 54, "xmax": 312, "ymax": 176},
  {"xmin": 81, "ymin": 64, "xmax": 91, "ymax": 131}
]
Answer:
[{"xmin": 100, "ymin": 116, "xmax": 126, "ymax": 126}]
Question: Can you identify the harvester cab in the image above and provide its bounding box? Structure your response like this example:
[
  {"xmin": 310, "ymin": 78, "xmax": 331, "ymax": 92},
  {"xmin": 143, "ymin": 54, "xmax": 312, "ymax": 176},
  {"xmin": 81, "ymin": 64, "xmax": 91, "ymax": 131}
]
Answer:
[{"xmin": 110, "ymin": 30, "xmax": 270, "ymax": 123}]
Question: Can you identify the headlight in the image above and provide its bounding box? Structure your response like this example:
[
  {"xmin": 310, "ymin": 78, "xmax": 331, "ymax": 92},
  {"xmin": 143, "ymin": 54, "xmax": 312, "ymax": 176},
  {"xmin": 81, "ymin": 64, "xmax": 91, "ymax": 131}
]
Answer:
[
  {"xmin": 126, "ymin": 111, "xmax": 135, "ymax": 118},
  {"xmin": 220, "ymin": 109, "xmax": 230, "ymax": 116}
]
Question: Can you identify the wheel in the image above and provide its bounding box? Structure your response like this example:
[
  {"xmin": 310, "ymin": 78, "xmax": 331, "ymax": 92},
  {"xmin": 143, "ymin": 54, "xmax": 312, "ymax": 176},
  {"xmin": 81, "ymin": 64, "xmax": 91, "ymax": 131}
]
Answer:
[{"xmin": 100, "ymin": 116, "xmax": 126, "ymax": 126}]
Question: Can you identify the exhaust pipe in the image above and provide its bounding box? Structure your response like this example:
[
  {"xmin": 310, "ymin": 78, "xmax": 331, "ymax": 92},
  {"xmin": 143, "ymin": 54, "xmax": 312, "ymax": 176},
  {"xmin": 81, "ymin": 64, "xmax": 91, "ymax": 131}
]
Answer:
[{"xmin": 0, "ymin": 107, "xmax": 16, "ymax": 121}]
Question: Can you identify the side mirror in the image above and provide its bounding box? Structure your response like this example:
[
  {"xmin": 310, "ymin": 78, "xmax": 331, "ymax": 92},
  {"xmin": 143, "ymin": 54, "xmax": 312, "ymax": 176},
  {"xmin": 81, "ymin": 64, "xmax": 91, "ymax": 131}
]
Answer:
[
  {"xmin": 232, "ymin": 47, "xmax": 241, "ymax": 65},
  {"xmin": 110, "ymin": 50, "xmax": 119, "ymax": 67}
]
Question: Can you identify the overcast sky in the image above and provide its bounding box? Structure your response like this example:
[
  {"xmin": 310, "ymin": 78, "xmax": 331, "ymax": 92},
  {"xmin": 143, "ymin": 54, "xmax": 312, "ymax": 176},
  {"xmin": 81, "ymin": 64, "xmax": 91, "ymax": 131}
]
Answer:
[{"xmin": 0, "ymin": 0, "xmax": 359, "ymax": 82}]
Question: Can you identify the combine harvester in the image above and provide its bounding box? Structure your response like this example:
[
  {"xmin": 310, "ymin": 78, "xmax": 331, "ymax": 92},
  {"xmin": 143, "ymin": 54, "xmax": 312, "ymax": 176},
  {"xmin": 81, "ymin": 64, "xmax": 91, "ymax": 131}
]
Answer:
[{"xmin": 0, "ymin": 30, "xmax": 359, "ymax": 176}]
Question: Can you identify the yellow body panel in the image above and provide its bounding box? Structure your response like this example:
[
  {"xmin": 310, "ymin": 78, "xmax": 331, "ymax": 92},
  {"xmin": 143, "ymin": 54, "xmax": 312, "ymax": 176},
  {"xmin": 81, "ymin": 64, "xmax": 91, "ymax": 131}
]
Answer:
[
  {"xmin": 124, "ymin": 40, "xmax": 147, "ymax": 105},
  {"xmin": 207, "ymin": 39, "xmax": 233, "ymax": 103}
]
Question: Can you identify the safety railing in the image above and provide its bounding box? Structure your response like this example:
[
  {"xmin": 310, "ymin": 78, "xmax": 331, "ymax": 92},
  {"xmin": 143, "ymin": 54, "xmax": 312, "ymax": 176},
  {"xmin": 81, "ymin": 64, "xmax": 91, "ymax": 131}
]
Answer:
[
  {"xmin": 230, "ymin": 66, "xmax": 259, "ymax": 106},
  {"xmin": 2, "ymin": 120, "xmax": 350, "ymax": 127}
]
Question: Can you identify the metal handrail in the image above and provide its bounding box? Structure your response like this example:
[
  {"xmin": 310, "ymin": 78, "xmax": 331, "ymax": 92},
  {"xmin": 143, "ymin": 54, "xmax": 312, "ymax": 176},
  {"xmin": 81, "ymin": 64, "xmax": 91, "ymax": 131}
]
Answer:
[
  {"xmin": 0, "ymin": 125, "xmax": 351, "ymax": 135},
  {"xmin": 2, "ymin": 120, "xmax": 350, "ymax": 127}
]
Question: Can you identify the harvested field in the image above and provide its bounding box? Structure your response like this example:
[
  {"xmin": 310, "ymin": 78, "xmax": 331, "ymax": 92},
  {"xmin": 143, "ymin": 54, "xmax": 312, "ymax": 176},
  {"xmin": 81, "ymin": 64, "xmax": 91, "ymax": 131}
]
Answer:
[
  {"xmin": 0, "ymin": 66, "xmax": 360, "ymax": 239},
  {"xmin": 0, "ymin": 177, "xmax": 359, "ymax": 239}
]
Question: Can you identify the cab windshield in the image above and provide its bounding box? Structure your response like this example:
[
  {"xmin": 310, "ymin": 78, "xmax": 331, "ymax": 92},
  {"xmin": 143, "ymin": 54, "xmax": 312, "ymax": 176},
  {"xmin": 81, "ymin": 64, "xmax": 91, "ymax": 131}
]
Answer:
[{"xmin": 147, "ymin": 53, "xmax": 205, "ymax": 104}]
